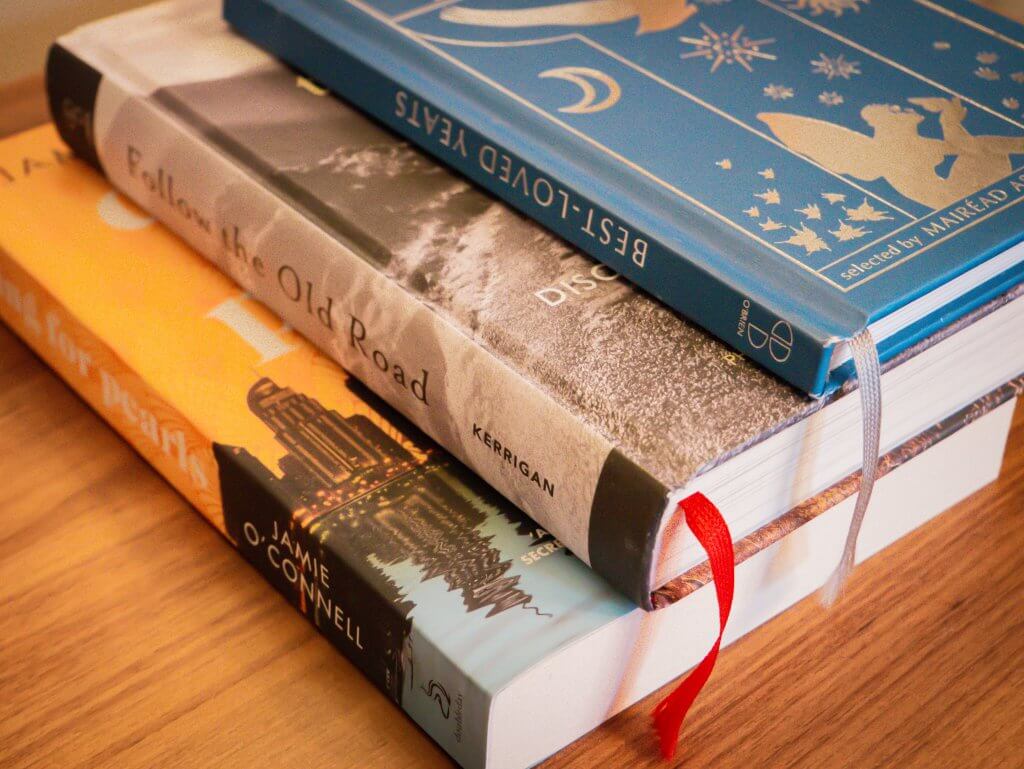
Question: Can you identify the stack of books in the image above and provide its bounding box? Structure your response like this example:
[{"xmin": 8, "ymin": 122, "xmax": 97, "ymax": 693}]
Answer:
[{"xmin": 1, "ymin": 0, "xmax": 1022, "ymax": 766}]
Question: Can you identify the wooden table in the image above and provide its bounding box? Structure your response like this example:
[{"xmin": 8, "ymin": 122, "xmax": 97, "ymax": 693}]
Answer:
[{"xmin": 3, "ymin": 12, "xmax": 1024, "ymax": 766}]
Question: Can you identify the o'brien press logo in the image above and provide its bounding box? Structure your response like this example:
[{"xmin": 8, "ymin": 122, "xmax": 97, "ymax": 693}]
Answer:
[{"xmin": 736, "ymin": 299, "xmax": 793, "ymax": 364}]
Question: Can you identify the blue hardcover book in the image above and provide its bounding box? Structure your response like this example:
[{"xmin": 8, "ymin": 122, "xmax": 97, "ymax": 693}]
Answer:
[{"xmin": 223, "ymin": 0, "xmax": 1024, "ymax": 395}]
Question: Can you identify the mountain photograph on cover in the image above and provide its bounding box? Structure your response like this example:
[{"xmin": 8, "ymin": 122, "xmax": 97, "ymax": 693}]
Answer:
[{"xmin": 158, "ymin": 64, "xmax": 813, "ymax": 491}]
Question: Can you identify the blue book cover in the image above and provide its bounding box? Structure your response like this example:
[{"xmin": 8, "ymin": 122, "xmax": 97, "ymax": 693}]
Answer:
[{"xmin": 224, "ymin": 0, "xmax": 1024, "ymax": 394}]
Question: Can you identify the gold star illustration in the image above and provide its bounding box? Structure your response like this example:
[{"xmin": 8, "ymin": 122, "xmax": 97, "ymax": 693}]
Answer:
[
  {"xmin": 977, "ymin": 52, "xmax": 999, "ymax": 65},
  {"xmin": 975, "ymin": 66, "xmax": 1000, "ymax": 81},
  {"xmin": 744, "ymin": 205, "xmax": 761, "ymax": 218},
  {"xmin": 1012, "ymin": 72, "xmax": 1024, "ymax": 84},
  {"xmin": 716, "ymin": 158, "xmax": 733, "ymax": 169},
  {"xmin": 680, "ymin": 24, "xmax": 777, "ymax": 74},
  {"xmin": 796, "ymin": 203, "xmax": 822, "ymax": 220},
  {"xmin": 829, "ymin": 220, "xmax": 870, "ymax": 241},
  {"xmin": 818, "ymin": 90, "xmax": 844, "ymax": 106},
  {"xmin": 758, "ymin": 168, "xmax": 776, "ymax": 179},
  {"xmin": 763, "ymin": 83, "xmax": 794, "ymax": 100},
  {"xmin": 845, "ymin": 198, "xmax": 893, "ymax": 222},
  {"xmin": 1004, "ymin": 97, "xmax": 1021, "ymax": 110},
  {"xmin": 759, "ymin": 217, "xmax": 785, "ymax": 231},
  {"xmin": 933, "ymin": 41, "xmax": 951, "ymax": 51},
  {"xmin": 755, "ymin": 188, "xmax": 781, "ymax": 204},
  {"xmin": 822, "ymin": 192, "xmax": 847, "ymax": 205},
  {"xmin": 779, "ymin": 223, "xmax": 831, "ymax": 254},
  {"xmin": 811, "ymin": 52, "xmax": 861, "ymax": 80}
]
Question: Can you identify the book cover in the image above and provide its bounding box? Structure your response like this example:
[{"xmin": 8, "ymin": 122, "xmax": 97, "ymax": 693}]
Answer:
[
  {"xmin": 47, "ymin": 1, "xmax": 1024, "ymax": 605},
  {"xmin": 223, "ymin": 0, "xmax": 1024, "ymax": 394},
  {"xmin": 0, "ymin": 124, "xmax": 1018, "ymax": 768}
]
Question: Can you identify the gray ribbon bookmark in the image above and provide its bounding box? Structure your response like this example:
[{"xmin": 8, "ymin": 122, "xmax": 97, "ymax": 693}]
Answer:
[{"xmin": 821, "ymin": 328, "xmax": 883, "ymax": 607}]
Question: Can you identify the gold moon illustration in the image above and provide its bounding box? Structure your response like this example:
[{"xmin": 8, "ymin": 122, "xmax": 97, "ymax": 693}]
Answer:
[{"xmin": 539, "ymin": 66, "xmax": 622, "ymax": 114}]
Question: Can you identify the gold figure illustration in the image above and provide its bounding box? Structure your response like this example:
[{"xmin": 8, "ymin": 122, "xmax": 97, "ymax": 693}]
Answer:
[
  {"xmin": 759, "ymin": 98, "xmax": 1024, "ymax": 210},
  {"xmin": 440, "ymin": 0, "xmax": 698, "ymax": 35},
  {"xmin": 540, "ymin": 66, "xmax": 622, "ymax": 113}
]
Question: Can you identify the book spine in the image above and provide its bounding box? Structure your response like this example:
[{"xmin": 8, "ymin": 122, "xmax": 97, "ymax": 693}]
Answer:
[
  {"xmin": 46, "ymin": 38, "xmax": 669, "ymax": 608},
  {"xmin": 0, "ymin": 234, "xmax": 489, "ymax": 769},
  {"xmin": 45, "ymin": 43, "xmax": 103, "ymax": 173},
  {"xmin": 223, "ymin": 0, "xmax": 836, "ymax": 397}
]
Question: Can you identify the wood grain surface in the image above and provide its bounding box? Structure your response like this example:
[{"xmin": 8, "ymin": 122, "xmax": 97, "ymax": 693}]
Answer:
[{"xmin": 2, "ymin": 4, "xmax": 1024, "ymax": 765}]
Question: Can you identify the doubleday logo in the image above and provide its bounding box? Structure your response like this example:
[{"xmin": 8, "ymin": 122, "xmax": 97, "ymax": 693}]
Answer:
[{"xmin": 737, "ymin": 299, "xmax": 793, "ymax": 364}]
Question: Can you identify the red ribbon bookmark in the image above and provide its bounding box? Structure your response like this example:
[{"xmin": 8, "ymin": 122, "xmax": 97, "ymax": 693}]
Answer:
[{"xmin": 652, "ymin": 493, "xmax": 735, "ymax": 760}]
